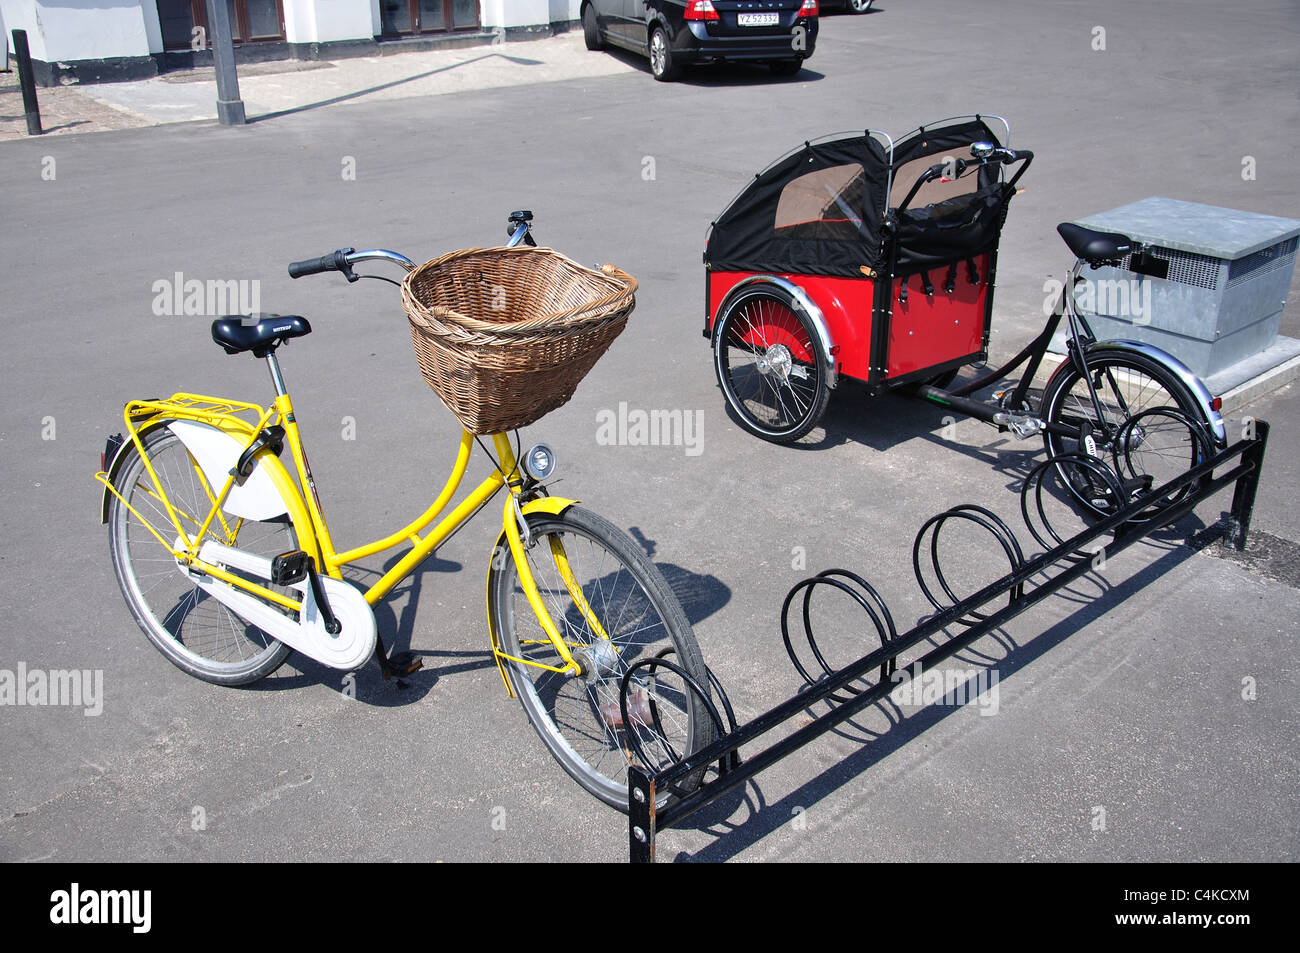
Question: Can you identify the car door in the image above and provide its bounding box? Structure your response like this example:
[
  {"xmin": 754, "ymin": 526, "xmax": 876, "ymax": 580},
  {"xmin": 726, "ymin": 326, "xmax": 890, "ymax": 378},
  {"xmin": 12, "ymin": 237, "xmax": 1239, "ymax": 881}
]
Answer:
[
  {"xmin": 588, "ymin": 0, "xmax": 623, "ymax": 42},
  {"xmin": 623, "ymin": 0, "xmax": 651, "ymax": 50}
]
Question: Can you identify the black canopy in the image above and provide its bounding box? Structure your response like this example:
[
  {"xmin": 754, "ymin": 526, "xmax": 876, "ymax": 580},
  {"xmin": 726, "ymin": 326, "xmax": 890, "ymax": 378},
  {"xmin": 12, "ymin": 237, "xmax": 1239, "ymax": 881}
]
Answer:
[{"xmin": 706, "ymin": 117, "xmax": 1016, "ymax": 279}]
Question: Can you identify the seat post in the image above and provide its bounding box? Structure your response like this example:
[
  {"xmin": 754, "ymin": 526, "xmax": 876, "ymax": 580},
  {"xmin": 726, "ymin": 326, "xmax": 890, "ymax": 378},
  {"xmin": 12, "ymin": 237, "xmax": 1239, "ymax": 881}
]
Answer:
[{"xmin": 265, "ymin": 352, "xmax": 288, "ymax": 398}]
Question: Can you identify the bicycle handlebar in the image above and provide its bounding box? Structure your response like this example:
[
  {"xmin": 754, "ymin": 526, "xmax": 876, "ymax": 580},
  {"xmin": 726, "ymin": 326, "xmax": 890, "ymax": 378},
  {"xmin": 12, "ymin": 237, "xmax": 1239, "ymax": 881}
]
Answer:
[
  {"xmin": 288, "ymin": 248, "xmax": 356, "ymax": 279},
  {"xmin": 895, "ymin": 148, "xmax": 1034, "ymax": 215},
  {"xmin": 921, "ymin": 148, "xmax": 1033, "ymax": 186},
  {"xmin": 288, "ymin": 212, "xmax": 536, "ymax": 281}
]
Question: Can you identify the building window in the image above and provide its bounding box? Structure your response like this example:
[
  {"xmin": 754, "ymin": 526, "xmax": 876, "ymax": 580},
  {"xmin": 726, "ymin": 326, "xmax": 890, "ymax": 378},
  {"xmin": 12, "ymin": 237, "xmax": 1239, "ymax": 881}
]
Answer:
[
  {"xmin": 157, "ymin": 0, "xmax": 286, "ymax": 51},
  {"xmin": 381, "ymin": 0, "xmax": 481, "ymax": 36}
]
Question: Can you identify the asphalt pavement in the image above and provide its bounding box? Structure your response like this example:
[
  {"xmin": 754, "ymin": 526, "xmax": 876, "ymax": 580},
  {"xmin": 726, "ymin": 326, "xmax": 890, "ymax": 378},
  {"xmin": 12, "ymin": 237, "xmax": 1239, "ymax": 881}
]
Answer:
[{"xmin": 1, "ymin": 0, "xmax": 1297, "ymax": 865}]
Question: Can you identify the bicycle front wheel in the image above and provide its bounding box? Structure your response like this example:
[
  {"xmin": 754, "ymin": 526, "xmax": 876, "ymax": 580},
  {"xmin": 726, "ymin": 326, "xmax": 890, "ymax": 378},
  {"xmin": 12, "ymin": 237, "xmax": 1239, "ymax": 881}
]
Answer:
[
  {"xmin": 488, "ymin": 506, "xmax": 715, "ymax": 810},
  {"xmin": 107, "ymin": 426, "xmax": 296, "ymax": 685},
  {"xmin": 1040, "ymin": 349, "xmax": 1211, "ymax": 516}
]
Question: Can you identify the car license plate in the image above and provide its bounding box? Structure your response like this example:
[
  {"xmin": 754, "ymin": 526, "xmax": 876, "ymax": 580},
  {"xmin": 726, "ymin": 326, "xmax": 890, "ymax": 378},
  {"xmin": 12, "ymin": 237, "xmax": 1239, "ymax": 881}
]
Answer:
[{"xmin": 738, "ymin": 12, "xmax": 780, "ymax": 26}]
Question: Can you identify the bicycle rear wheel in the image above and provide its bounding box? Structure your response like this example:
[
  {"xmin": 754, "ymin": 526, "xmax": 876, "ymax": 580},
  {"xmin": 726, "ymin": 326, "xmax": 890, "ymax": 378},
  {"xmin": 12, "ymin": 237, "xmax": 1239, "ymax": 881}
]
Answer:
[
  {"xmin": 1040, "ymin": 349, "xmax": 1211, "ymax": 517},
  {"xmin": 107, "ymin": 426, "xmax": 296, "ymax": 685},
  {"xmin": 488, "ymin": 506, "xmax": 714, "ymax": 810}
]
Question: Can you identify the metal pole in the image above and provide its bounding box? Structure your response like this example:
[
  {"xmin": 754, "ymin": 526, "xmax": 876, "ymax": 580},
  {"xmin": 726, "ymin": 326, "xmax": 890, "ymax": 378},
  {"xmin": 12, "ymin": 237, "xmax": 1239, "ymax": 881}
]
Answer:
[
  {"xmin": 12, "ymin": 30, "xmax": 42, "ymax": 135},
  {"xmin": 204, "ymin": 0, "xmax": 245, "ymax": 125}
]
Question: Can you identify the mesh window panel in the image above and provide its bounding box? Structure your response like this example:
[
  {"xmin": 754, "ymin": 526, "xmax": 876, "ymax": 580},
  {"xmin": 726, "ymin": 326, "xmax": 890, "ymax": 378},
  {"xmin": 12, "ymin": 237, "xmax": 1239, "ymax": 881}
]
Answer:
[
  {"xmin": 1227, "ymin": 236, "xmax": 1298, "ymax": 289},
  {"xmin": 774, "ymin": 164, "xmax": 867, "ymax": 241}
]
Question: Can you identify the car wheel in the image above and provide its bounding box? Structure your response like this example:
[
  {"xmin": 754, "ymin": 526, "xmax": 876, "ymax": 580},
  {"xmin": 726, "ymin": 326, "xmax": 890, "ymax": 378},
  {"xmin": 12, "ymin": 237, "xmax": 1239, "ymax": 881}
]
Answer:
[
  {"xmin": 649, "ymin": 26, "xmax": 680, "ymax": 82},
  {"xmin": 770, "ymin": 59, "xmax": 803, "ymax": 76},
  {"xmin": 583, "ymin": 3, "xmax": 604, "ymax": 51},
  {"xmin": 848, "ymin": 0, "xmax": 875, "ymax": 12}
]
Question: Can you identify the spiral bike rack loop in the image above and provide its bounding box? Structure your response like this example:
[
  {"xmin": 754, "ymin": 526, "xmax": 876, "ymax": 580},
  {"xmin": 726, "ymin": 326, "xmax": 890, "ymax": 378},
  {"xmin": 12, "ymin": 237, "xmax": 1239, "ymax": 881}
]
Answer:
[
  {"xmin": 1021, "ymin": 452, "xmax": 1130, "ymax": 553},
  {"xmin": 619, "ymin": 654, "xmax": 741, "ymax": 791},
  {"xmin": 781, "ymin": 569, "xmax": 898, "ymax": 704},
  {"xmin": 913, "ymin": 504, "xmax": 1027, "ymax": 627},
  {"xmin": 626, "ymin": 422, "xmax": 1269, "ymax": 862}
]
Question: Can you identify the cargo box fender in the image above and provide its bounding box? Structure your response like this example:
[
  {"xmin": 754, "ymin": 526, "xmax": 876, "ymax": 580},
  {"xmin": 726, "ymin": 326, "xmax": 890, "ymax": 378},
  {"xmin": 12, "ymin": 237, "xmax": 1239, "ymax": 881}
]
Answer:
[{"xmin": 709, "ymin": 273, "xmax": 839, "ymax": 389}]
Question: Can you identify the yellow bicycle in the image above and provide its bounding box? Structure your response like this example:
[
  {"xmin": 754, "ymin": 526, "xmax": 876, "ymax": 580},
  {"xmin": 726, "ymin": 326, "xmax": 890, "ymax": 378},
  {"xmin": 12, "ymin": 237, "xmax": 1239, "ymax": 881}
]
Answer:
[{"xmin": 95, "ymin": 214, "xmax": 713, "ymax": 809}]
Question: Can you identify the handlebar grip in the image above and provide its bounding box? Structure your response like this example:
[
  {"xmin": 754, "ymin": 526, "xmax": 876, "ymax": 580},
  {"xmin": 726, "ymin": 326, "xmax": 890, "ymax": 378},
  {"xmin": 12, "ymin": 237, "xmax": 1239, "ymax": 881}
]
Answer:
[{"xmin": 288, "ymin": 249, "xmax": 351, "ymax": 279}]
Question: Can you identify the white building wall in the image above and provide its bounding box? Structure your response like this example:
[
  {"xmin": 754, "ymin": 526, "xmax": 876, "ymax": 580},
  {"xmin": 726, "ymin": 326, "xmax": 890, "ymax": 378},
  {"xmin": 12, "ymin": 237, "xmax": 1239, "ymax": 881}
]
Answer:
[
  {"xmin": 0, "ymin": 0, "xmax": 580, "ymax": 65},
  {"xmin": 0, "ymin": 0, "xmax": 158, "ymax": 61},
  {"xmin": 142, "ymin": 2, "xmax": 163, "ymax": 53},
  {"xmin": 480, "ymin": 0, "xmax": 579, "ymax": 29},
  {"xmin": 282, "ymin": 0, "xmax": 376, "ymax": 43}
]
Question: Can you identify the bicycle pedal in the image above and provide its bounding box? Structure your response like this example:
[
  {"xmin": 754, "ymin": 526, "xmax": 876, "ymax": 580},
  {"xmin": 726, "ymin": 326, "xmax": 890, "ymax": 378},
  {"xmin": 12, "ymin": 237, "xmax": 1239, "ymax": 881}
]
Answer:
[
  {"xmin": 381, "ymin": 651, "xmax": 423, "ymax": 679},
  {"xmin": 271, "ymin": 550, "xmax": 311, "ymax": 586}
]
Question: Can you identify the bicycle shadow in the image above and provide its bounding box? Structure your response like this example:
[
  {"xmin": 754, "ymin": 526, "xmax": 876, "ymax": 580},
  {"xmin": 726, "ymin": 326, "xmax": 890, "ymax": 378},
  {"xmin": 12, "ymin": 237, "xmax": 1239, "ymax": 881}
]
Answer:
[
  {"xmin": 627, "ymin": 526, "xmax": 733, "ymax": 628},
  {"xmin": 658, "ymin": 530, "xmax": 1217, "ymax": 862},
  {"xmin": 755, "ymin": 367, "xmax": 1031, "ymax": 455},
  {"xmin": 254, "ymin": 530, "xmax": 732, "ymax": 708},
  {"xmin": 250, "ymin": 548, "xmax": 475, "ymax": 704}
]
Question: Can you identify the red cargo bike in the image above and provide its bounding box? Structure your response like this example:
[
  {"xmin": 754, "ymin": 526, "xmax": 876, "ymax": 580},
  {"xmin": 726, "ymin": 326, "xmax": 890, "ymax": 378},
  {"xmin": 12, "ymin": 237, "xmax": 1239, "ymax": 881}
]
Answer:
[{"xmin": 704, "ymin": 115, "xmax": 1226, "ymax": 517}]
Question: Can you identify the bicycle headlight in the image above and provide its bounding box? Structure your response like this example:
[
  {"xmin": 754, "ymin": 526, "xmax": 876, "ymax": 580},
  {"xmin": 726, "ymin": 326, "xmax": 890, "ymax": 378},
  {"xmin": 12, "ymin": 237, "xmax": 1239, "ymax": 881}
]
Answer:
[{"xmin": 523, "ymin": 443, "xmax": 556, "ymax": 482}]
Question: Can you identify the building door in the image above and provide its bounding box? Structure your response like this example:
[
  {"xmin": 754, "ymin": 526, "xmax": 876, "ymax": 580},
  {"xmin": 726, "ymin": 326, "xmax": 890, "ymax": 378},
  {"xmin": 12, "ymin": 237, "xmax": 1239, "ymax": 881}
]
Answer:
[
  {"xmin": 157, "ymin": 0, "xmax": 286, "ymax": 51},
  {"xmin": 380, "ymin": 0, "xmax": 480, "ymax": 36}
]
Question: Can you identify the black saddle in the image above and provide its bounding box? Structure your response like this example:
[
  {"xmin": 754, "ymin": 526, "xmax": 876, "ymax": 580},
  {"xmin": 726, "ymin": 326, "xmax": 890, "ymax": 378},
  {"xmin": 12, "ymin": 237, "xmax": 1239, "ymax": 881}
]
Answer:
[
  {"xmin": 211, "ymin": 314, "xmax": 312, "ymax": 357},
  {"xmin": 1057, "ymin": 222, "xmax": 1132, "ymax": 263}
]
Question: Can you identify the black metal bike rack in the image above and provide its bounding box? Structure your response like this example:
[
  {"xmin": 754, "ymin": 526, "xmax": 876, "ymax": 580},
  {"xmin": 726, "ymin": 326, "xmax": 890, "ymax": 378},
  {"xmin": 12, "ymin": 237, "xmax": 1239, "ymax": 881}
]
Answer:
[{"xmin": 625, "ymin": 421, "xmax": 1269, "ymax": 862}]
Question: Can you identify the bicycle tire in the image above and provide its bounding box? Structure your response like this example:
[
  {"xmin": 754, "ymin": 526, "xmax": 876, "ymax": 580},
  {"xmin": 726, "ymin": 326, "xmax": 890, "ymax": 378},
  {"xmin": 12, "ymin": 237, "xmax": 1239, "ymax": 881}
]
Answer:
[
  {"xmin": 713, "ymin": 286, "xmax": 831, "ymax": 443},
  {"xmin": 107, "ymin": 426, "xmax": 297, "ymax": 685},
  {"xmin": 488, "ymin": 506, "xmax": 714, "ymax": 810},
  {"xmin": 1040, "ymin": 349, "xmax": 1210, "ymax": 517}
]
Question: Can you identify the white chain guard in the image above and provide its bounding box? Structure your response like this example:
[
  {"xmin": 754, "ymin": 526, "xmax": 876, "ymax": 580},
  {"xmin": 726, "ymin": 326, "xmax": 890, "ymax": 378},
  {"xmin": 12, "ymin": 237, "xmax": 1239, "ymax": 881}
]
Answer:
[{"xmin": 185, "ymin": 541, "xmax": 377, "ymax": 671}]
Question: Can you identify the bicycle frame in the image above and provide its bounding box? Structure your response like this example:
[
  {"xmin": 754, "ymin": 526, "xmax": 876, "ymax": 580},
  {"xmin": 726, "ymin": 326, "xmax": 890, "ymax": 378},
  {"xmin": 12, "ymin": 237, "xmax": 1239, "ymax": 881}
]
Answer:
[
  {"xmin": 914, "ymin": 254, "xmax": 1225, "ymax": 447},
  {"xmin": 98, "ymin": 215, "xmax": 617, "ymax": 689},
  {"xmin": 96, "ymin": 374, "xmax": 591, "ymax": 690}
]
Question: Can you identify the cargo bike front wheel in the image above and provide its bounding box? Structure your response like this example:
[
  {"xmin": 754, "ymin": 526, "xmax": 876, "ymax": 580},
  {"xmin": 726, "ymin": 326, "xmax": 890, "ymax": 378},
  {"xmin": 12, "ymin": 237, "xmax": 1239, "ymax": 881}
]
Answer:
[{"xmin": 712, "ymin": 285, "xmax": 831, "ymax": 443}]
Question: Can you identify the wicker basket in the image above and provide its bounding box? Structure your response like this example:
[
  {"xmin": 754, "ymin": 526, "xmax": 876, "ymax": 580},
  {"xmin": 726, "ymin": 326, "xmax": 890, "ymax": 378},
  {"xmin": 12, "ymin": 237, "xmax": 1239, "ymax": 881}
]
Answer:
[{"xmin": 401, "ymin": 246, "xmax": 637, "ymax": 434}]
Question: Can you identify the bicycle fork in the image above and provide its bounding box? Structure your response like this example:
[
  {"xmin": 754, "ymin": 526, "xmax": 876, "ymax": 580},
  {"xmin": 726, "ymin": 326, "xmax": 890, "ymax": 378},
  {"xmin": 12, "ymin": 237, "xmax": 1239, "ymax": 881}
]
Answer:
[{"xmin": 487, "ymin": 454, "xmax": 614, "ymax": 695}]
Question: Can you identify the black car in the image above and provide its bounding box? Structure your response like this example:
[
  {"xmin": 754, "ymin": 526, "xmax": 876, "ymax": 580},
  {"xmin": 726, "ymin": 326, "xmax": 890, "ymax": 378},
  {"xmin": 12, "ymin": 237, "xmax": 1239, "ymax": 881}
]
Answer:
[
  {"xmin": 582, "ymin": 1, "xmax": 820, "ymax": 82},
  {"xmin": 823, "ymin": 0, "xmax": 875, "ymax": 12}
]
